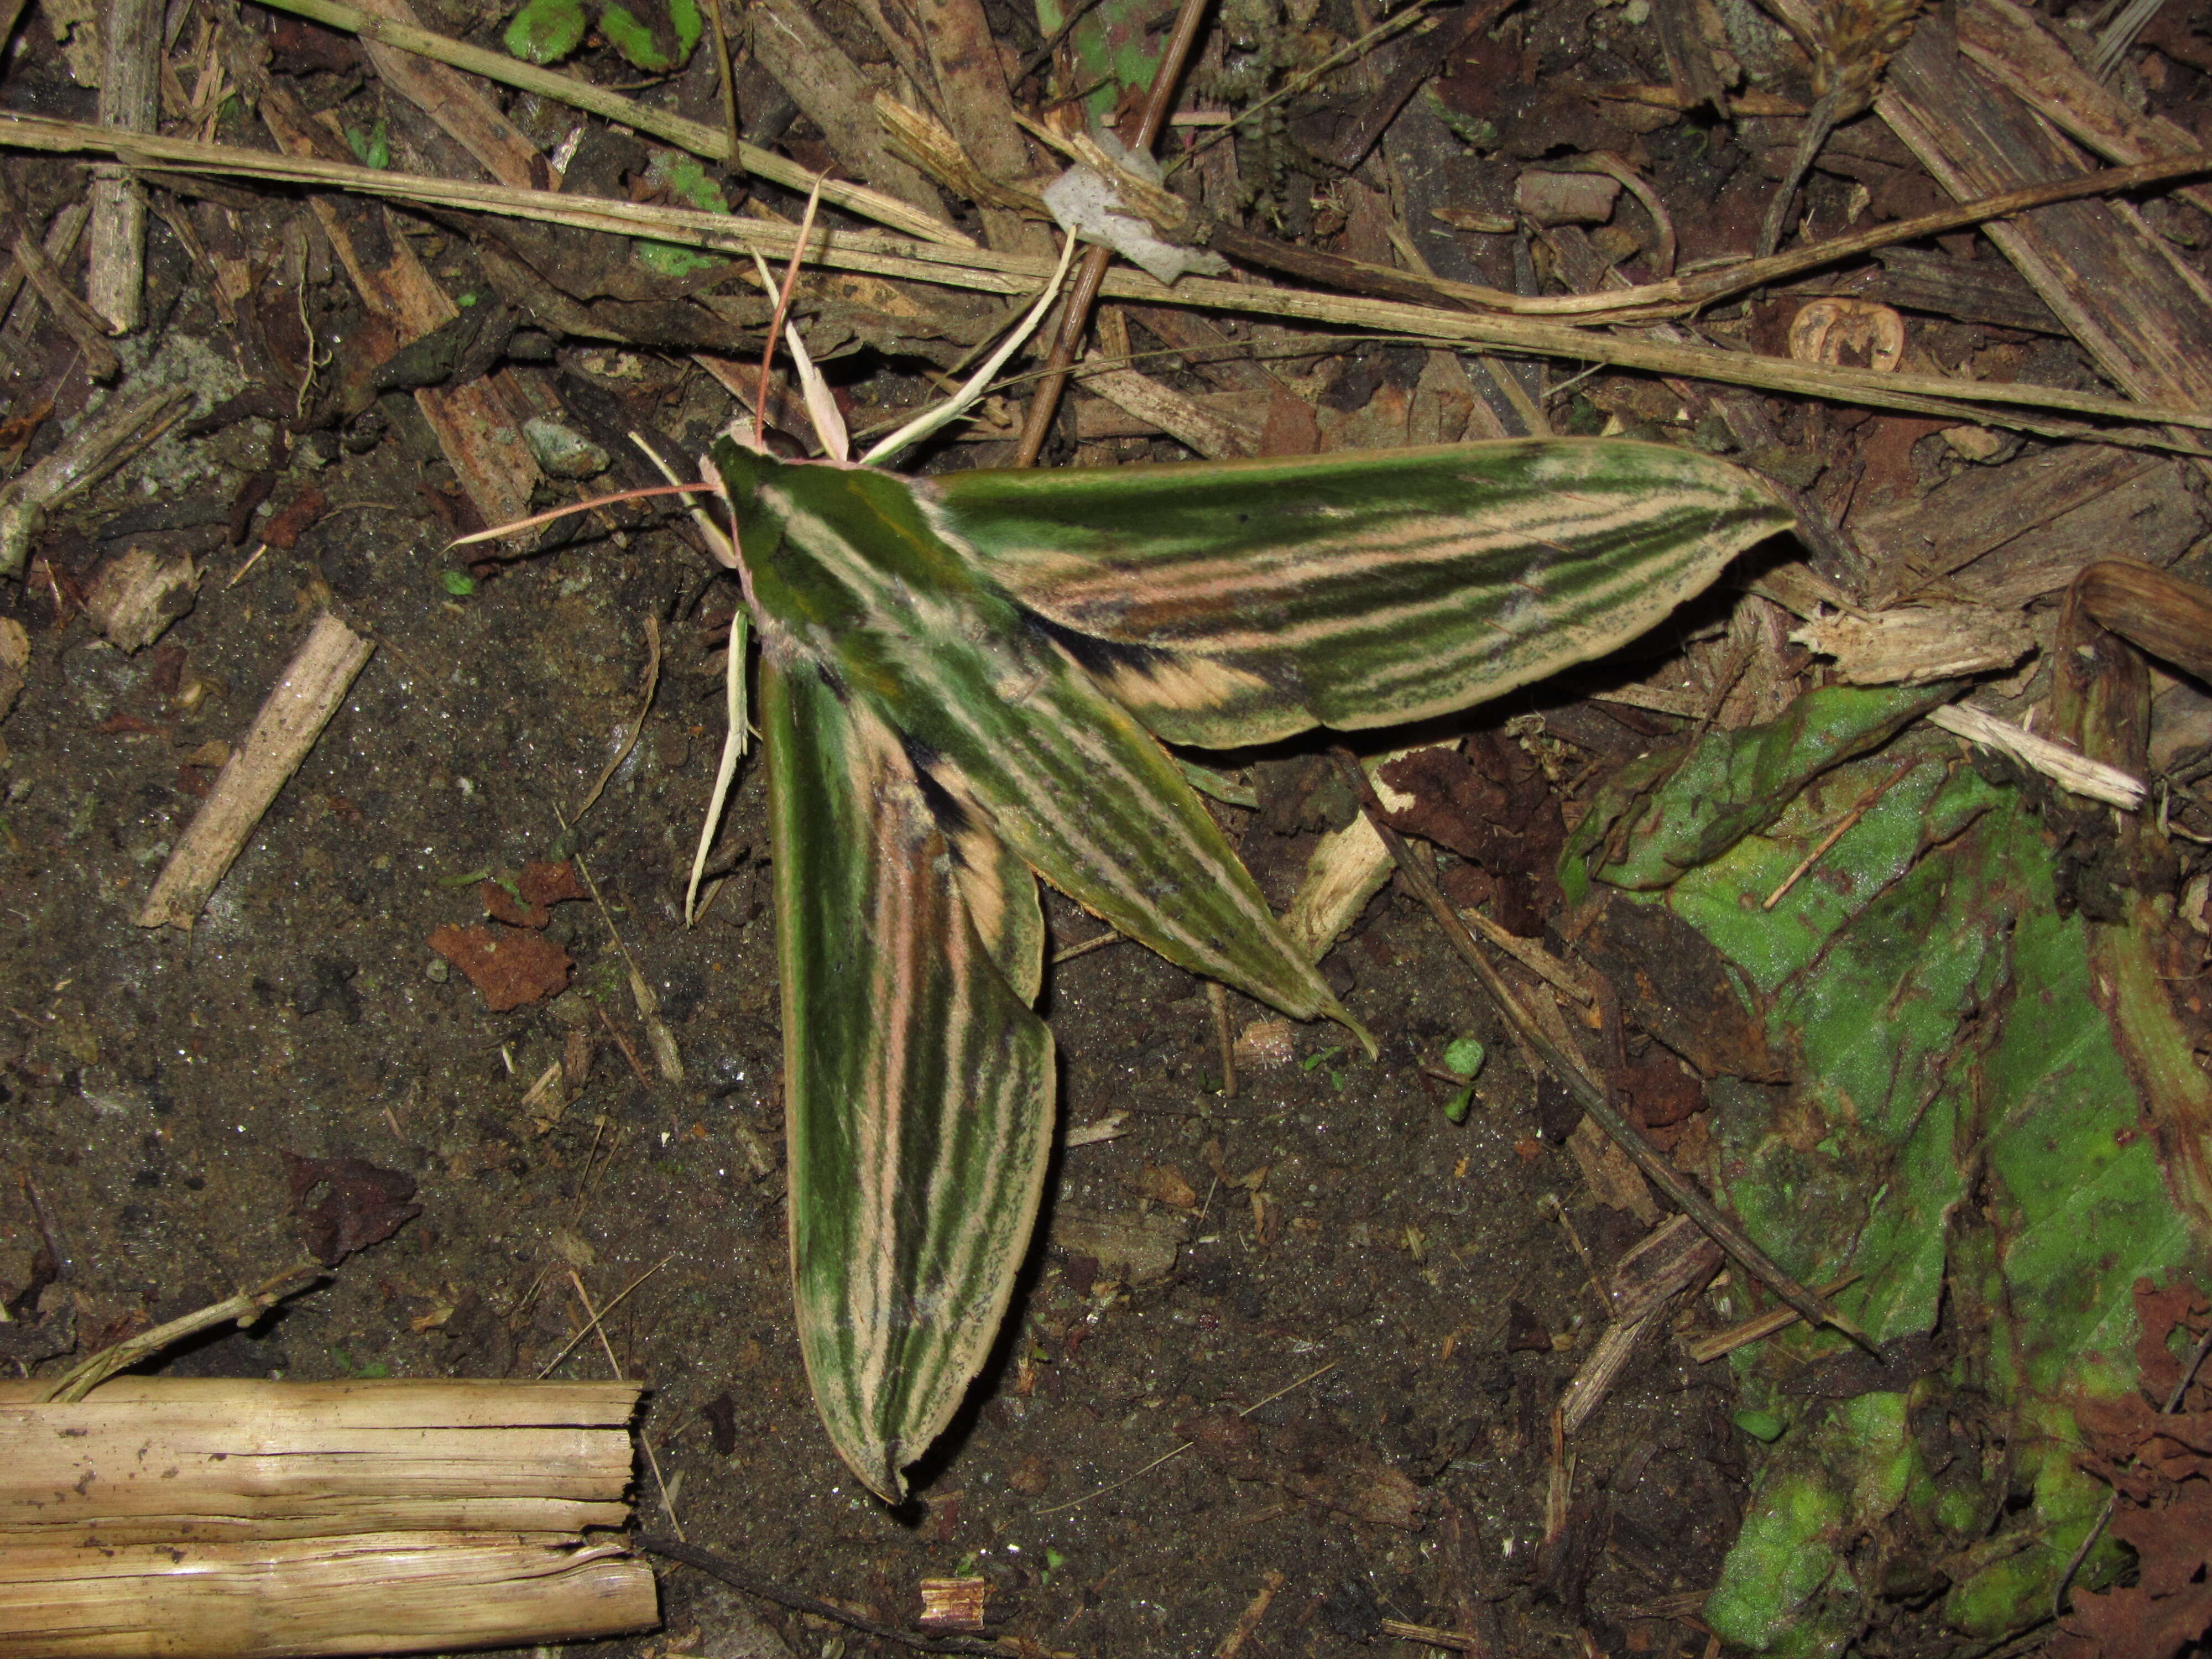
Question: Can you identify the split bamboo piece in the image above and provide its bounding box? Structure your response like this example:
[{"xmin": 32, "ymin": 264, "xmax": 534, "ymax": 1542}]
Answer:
[{"xmin": 0, "ymin": 1378, "xmax": 655, "ymax": 1658}]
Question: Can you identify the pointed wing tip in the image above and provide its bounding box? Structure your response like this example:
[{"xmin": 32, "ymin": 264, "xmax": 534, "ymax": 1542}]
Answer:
[{"xmin": 836, "ymin": 1441, "xmax": 909, "ymax": 1504}]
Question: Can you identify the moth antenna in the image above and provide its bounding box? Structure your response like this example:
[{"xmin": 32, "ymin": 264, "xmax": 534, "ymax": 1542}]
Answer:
[
  {"xmin": 630, "ymin": 430, "xmax": 739, "ymax": 569},
  {"xmin": 447, "ymin": 483, "xmax": 723, "ymax": 549},
  {"xmin": 860, "ymin": 232, "xmax": 1079, "ymax": 467}
]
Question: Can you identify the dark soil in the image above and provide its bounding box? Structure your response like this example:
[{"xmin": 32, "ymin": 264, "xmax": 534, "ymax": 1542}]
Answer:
[{"xmin": 3, "ymin": 0, "xmax": 2122, "ymax": 1649}]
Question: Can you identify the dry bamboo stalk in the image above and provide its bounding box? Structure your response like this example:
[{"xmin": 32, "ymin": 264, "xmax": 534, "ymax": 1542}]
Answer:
[
  {"xmin": 138, "ymin": 613, "xmax": 375, "ymax": 930},
  {"xmin": 88, "ymin": 0, "xmax": 161, "ymax": 330},
  {"xmin": 0, "ymin": 1531, "xmax": 654, "ymax": 1659},
  {"xmin": 0, "ymin": 1378, "xmax": 654, "ymax": 1658},
  {"xmin": 0, "ymin": 1378, "xmax": 639, "ymax": 1540},
  {"xmin": 10, "ymin": 113, "xmax": 2208, "ymax": 441}
]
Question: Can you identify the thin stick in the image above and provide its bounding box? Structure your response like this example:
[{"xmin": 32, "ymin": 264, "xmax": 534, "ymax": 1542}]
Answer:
[
  {"xmin": 705, "ymin": 0, "xmax": 742, "ymax": 174},
  {"xmin": 1329, "ymin": 750, "xmax": 1874, "ymax": 1353},
  {"xmin": 243, "ymin": 0, "xmax": 968, "ymax": 244},
  {"xmin": 1208, "ymin": 980, "xmax": 1238, "ymax": 1102},
  {"xmin": 40, "ymin": 1266, "xmax": 324, "ymax": 1401},
  {"xmin": 17, "ymin": 116, "xmax": 2212, "ymax": 433},
  {"xmin": 1050, "ymin": 928, "xmax": 1124, "ymax": 964},
  {"xmin": 1011, "ymin": 0, "xmax": 1213, "ymax": 466},
  {"xmin": 1762, "ymin": 755, "xmax": 1918, "ymax": 910},
  {"xmin": 448, "ymin": 483, "xmax": 717, "ymax": 548},
  {"xmin": 640, "ymin": 1537, "xmax": 1011, "ymax": 1656},
  {"xmin": 1033, "ymin": 1360, "xmax": 1339, "ymax": 1516},
  {"xmin": 754, "ymin": 184, "xmax": 829, "ymax": 453},
  {"xmin": 562, "ymin": 1266, "xmax": 684, "ymax": 1541},
  {"xmin": 1684, "ymin": 1272, "xmax": 1861, "ymax": 1364},
  {"xmin": 534, "ymin": 1256, "xmax": 670, "ymax": 1378}
]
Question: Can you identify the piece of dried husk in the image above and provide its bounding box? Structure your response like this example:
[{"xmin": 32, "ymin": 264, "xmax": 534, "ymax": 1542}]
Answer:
[
  {"xmin": 1793, "ymin": 603, "xmax": 2034, "ymax": 684},
  {"xmin": 84, "ymin": 545, "xmax": 199, "ymax": 651},
  {"xmin": 1514, "ymin": 170, "xmax": 1621, "ymax": 226},
  {"xmin": 1788, "ymin": 297, "xmax": 1905, "ymax": 372}
]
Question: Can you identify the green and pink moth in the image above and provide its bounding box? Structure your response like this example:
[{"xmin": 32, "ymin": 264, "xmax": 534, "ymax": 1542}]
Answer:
[
  {"xmin": 471, "ymin": 236, "xmax": 1787, "ymax": 1496},
  {"xmin": 707, "ymin": 427, "xmax": 1789, "ymax": 1498}
]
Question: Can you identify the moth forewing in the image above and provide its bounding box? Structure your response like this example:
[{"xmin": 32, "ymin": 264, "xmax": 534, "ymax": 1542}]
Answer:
[
  {"xmin": 718, "ymin": 439, "xmax": 1368, "ymax": 1042},
  {"xmin": 764, "ymin": 657, "xmax": 1056, "ymax": 1501}
]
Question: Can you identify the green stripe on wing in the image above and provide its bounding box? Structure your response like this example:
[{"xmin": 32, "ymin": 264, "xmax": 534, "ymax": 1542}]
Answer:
[
  {"xmin": 765, "ymin": 656, "xmax": 1055, "ymax": 1501},
  {"xmin": 931, "ymin": 439, "xmax": 1792, "ymax": 748},
  {"xmin": 726, "ymin": 440, "xmax": 1360, "ymax": 1040}
]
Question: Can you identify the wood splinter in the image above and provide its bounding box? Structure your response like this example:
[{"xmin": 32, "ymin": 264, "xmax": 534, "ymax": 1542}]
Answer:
[{"xmin": 138, "ymin": 613, "xmax": 375, "ymax": 931}]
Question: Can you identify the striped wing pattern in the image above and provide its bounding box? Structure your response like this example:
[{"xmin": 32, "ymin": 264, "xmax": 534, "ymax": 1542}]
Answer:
[
  {"xmin": 726, "ymin": 442, "xmax": 1356, "ymax": 1035},
  {"xmin": 932, "ymin": 440, "xmax": 1792, "ymax": 748},
  {"xmin": 764, "ymin": 656, "xmax": 1055, "ymax": 1500},
  {"xmin": 724, "ymin": 437, "xmax": 1791, "ymax": 1498}
]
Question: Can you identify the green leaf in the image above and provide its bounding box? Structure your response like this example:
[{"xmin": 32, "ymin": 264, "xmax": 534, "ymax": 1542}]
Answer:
[
  {"xmin": 1577, "ymin": 717, "xmax": 2208, "ymax": 1651},
  {"xmin": 940, "ymin": 439, "xmax": 1791, "ymax": 749},
  {"xmin": 599, "ymin": 0, "xmax": 700, "ymax": 71},
  {"xmin": 1558, "ymin": 680, "xmax": 1952, "ymax": 899},
  {"xmin": 1443, "ymin": 1036, "xmax": 1485, "ymax": 1076},
  {"xmin": 440, "ymin": 570, "xmax": 475, "ymax": 597},
  {"xmin": 765, "ymin": 659, "xmax": 1055, "ymax": 1501},
  {"xmin": 1731, "ymin": 1408, "xmax": 1785, "ymax": 1442},
  {"xmin": 344, "ymin": 119, "xmax": 390, "ymax": 169},
  {"xmin": 633, "ymin": 149, "xmax": 731, "ymax": 279},
  {"xmin": 504, "ymin": 0, "xmax": 587, "ymax": 63}
]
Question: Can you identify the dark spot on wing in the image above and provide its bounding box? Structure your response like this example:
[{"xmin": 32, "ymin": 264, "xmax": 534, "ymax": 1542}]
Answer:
[
  {"xmin": 1021, "ymin": 609, "xmax": 1171, "ymax": 677},
  {"xmin": 900, "ymin": 734, "xmax": 974, "ymax": 848}
]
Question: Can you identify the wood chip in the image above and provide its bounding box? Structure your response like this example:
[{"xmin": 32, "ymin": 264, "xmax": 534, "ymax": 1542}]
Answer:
[
  {"xmin": 1049, "ymin": 1207, "xmax": 1186, "ymax": 1285},
  {"xmin": 137, "ymin": 614, "xmax": 375, "ymax": 930},
  {"xmin": 917, "ymin": 1577, "xmax": 989, "ymax": 1631},
  {"xmin": 1567, "ymin": 1114, "xmax": 1661, "ymax": 1225},
  {"xmin": 0, "ymin": 617, "xmax": 25, "ymax": 723}
]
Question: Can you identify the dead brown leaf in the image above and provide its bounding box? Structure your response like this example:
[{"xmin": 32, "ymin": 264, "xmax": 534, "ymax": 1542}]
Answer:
[{"xmin": 429, "ymin": 922, "xmax": 572, "ymax": 1011}]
